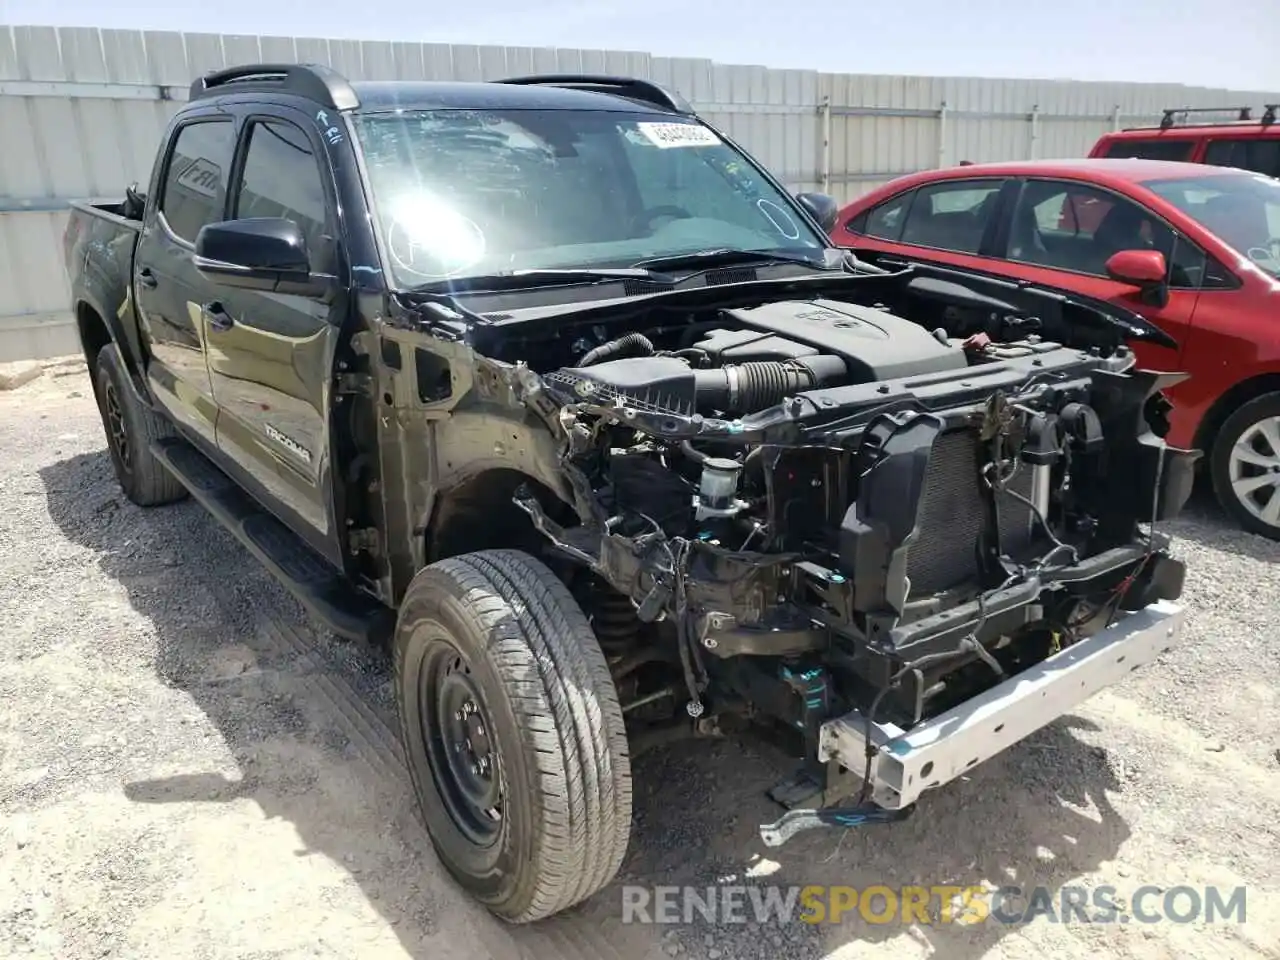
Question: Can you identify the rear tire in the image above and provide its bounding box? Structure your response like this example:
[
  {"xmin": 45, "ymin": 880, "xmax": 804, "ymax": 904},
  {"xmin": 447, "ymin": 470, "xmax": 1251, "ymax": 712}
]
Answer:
[
  {"xmin": 1210, "ymin": 392, "xmax": 1280, "ymax": 540},
  {"xmin": 93, "ymin": 344, "xmax": 187, "ymax": 507},
  {"xmin": 393, "ymin": 549, "xmax": 632, "ymax": 923}
]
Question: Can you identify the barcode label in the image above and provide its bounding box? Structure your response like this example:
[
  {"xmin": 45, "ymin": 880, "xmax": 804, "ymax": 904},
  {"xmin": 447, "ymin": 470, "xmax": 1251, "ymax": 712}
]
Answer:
[{"xmin": 635, "ymin": 122, "xmax": 722, "ymax": 149}]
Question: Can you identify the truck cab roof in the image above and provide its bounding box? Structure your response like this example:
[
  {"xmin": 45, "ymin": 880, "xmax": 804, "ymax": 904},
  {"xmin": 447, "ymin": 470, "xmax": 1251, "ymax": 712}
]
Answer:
[{"xmin": 185, "ymin": 63, "xmax": 693, "ymax": 117}]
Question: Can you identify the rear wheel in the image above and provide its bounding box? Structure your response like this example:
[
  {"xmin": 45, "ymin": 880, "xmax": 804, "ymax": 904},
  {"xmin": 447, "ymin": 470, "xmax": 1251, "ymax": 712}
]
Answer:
[
  {"xmin": 93, "ymin": 344, "xmax": 187, "ymax": 507},
  {"xmin": 393, "ymin": 549, "xmax": 632, "ymax": 923},
  {"xmin": 1210, "ymin": 392, "xmax": 1280, "ymax": 539}
]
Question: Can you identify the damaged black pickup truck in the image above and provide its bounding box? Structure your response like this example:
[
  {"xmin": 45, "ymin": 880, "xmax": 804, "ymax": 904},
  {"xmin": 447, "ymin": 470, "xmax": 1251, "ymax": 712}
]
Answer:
[{"xmin": 64, "ymin": 64, "xmax": 1197, "ymax": 923}]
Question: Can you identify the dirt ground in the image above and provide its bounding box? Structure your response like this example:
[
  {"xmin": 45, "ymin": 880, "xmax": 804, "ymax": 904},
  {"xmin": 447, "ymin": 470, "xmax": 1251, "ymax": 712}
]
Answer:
[{"xmin": 1, "ymin": 360, "xmax": 1278, "ymax": 960}]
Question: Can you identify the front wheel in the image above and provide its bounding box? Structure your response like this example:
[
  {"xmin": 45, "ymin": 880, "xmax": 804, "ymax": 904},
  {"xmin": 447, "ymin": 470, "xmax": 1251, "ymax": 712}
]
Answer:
[
  {"xmin": 1210, "ymin": 392, "xmax": 1280, "ymax": 539},
  {"xmin": 393, "ymin": 549, "xmax": 633, "ymax": 923}
]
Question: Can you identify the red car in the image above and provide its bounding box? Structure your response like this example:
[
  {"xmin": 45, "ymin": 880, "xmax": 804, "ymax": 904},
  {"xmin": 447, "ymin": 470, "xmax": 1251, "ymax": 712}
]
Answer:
[
  {"xmin": 831, "ymin": 158, "xmax": 1280, "ymax": 538},
  {"xmin": 1089, "ymin": 105, "xmax": 1280, "ymax": 179}
]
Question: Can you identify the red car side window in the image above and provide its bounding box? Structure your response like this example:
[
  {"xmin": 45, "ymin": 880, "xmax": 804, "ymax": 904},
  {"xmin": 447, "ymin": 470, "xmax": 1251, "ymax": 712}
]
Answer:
[
  {"xmin": 859, "ymin": 190, "xmax": 912, "ymax": 241},
  {"xmin": 1101, "ymin": 139, "xmax": 1196, "ymax": 162},
  {"xmin": 897, "ymin": 180, "xmax": 1004, "ymax": 254},
  {"xmin": 1008, "ymin": 180, "xmax": 1176, "ymax": 279},
  {"xmin": 1203, "ymin": 139, "xmax": 1280, "ymax": 178}
]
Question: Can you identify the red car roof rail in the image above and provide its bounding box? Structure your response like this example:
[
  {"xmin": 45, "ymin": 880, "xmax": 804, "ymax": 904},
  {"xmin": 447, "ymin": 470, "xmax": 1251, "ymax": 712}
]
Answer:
[{"xmin": 1157, "ymin": 106, "xmax": 1254, "ymax": 131}]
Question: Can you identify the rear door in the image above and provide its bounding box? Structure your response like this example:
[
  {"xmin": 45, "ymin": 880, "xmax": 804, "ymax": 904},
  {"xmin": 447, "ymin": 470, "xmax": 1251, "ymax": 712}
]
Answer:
[
  {"xmin": 205, "ymin": 106, "xmax": 346, "ymax": 559},
  {"xmin": 837, "ymin": 177, "xmax": 1014, "ymax": 271},
  {"xmin": 134, "ymin": 109, "xmax": 237, "ymax": 447}
]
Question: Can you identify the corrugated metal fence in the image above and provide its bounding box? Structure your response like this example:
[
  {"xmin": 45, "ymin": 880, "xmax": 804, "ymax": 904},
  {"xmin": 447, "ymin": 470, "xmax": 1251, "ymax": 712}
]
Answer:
[{"xmin": 2, "ymin": 23, "xmax": 1277, "ymax": 360}]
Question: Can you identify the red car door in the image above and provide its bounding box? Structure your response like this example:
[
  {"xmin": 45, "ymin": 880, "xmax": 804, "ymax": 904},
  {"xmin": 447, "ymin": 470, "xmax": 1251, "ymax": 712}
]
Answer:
[
  {"xmin": 841, "ymin": 177, "xmax": 1199, "ymax": 374},
  {"xmin": 979, "ymin": 177, "xmax": 1200, "ymax": 375}
]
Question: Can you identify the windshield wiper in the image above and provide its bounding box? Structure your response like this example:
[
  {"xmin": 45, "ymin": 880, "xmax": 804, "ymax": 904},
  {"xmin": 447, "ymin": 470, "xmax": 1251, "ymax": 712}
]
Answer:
[
  {"xmin": 412, "ymin": 267, "xmax": 669, "ymax": 293},
  {"xmin": 630, "ymin": 248, "xmax": 833, "ymax": 272}
]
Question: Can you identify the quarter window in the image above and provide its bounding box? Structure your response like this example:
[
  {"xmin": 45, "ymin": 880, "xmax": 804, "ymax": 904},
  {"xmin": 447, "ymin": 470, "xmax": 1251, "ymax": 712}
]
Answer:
[
  {"xmin": 234, "ymin": 119, "xmax": 330, "ymax": 263},
  {"xmin": 860, "ymin": 190, "xmax": 913, "ymax": 241},
  {"xmin": 160, "ymin": 119, "xmax": 235, "ymax": 243},
  {"xmin": 899, "ymin": 180, "xmax": 1003, "ymax": 254}
]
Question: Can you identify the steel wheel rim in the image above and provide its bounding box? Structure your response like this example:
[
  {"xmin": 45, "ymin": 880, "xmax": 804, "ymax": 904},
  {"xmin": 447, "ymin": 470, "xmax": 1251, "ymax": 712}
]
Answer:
[
  {"xmin": 103, "ymin": 379, "xmax": 131, "ymax": 471},
  {"xmin": 1228, "ymin": 414, "xmax": 1280, "ymax": 526},
  {"xmin": 418, "ymin": 639, "xmax": 504, "ymax": 846}
]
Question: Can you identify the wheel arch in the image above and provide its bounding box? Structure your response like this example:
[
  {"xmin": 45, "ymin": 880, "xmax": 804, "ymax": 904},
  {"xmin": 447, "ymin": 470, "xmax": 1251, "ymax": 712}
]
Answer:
[
  {"xmin": 74, "ymin": 297, "xmax": 151, "ymax": 400},
  {"xmin": 422, "ymin": 467, "xmax": 574, "ymax": 574},
  {"xmin": 75, "ymin": 300, "xmax": 113, "ymax": 373},
  {"xmin": 1193, "ymin": 372, "xmax": 1280, "ymax": 459}
]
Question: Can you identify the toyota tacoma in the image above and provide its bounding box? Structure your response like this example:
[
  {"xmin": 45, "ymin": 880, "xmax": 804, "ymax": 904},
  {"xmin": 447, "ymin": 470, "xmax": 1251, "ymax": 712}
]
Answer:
[{"xmin": 63, "ymin": 64, "xmax": 1196, "ymax": 923}]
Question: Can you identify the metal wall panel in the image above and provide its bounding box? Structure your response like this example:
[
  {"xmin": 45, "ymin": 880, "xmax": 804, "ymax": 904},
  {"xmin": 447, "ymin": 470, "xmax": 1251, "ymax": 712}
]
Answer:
[{"xmin": 1, "ymin": 24, "xmax": 1277, "ymax": 360}]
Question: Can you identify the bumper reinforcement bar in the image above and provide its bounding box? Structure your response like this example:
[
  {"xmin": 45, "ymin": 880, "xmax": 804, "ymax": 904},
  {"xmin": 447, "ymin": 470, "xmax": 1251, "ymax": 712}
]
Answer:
[
  {"xmin": 818, "ymin": 599, "xmax": 1185, "ymax": 811},
  {"xmin": 756, "ymin": 600, "xmax": 1185, "ymax": 845}
]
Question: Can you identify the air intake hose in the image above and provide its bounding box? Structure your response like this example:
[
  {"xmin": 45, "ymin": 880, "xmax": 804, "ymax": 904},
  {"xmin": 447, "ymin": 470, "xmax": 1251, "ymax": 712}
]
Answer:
[
  {"xmin": 576, "ymin": 332, "xmax": 655, "ymax": 367},
  {"xmin": 693, "ymin": 355, "xmax": 847, "ymax": 413}
]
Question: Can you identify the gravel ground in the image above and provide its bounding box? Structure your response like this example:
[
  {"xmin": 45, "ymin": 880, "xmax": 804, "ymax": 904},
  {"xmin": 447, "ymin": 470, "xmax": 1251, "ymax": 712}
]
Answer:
[{"xmin": 1, "ymin": 359, "xmax": 1278, "ymax": 960}]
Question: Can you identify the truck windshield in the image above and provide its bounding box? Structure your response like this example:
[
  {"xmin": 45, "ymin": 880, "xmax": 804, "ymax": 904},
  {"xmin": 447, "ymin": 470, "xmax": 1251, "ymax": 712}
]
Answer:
[
  {"xmin": 1143, "ymin": 172, "xmax": 1280, "ymax": 278},
  {"xmin": 351, "ymin": 108, "xmax": 828, "ymax": 288}
]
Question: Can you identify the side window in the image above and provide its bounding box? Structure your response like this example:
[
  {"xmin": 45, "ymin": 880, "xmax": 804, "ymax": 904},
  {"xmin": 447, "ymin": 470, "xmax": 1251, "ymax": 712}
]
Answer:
[
  {"xmin": 860, "ymin": 190, "xmax": 913, "ymax": 241},
  {"xmin": 1202, "ymin": 255, "xmax": 1238, "ymax": 289},
  {"xmin": 233, "ymin": 119, "xmax": 330, "ymax": 262},
  {"xmin": 898, "ymin": 180, "xmax": 1003, "ymax": 254},
  {"xmin": 1203, "ymin": 139, "xmax": 1280, "ymax": 178},
  {"xmin": 1102, "ymin": 139, "xmax": 1196, "ymax": 162},
  {"xmin": 1007, "ymin": 180, "xmax": 1175, "ymax": 278},
  {"xmin": 159, "ymin": 119, "xmax": 236, "ymax": 243},
  {"xmin": 1167, "ymin": 234, "xmax": 1207, "ymax": 289}
]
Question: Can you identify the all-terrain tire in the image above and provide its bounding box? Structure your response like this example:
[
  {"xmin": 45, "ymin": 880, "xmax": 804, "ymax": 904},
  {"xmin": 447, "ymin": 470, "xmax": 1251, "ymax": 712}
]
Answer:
[
  {"xmin": 1210, "ymin": 392, "xmax": 1280, "ymax": 540},
  {"xmin": 393, "ymin": 549, "xmax": 633, "ymax": 923},
  {"xmin": 93, "ymin": 344, "xmax": 187, "ymax": 507}
]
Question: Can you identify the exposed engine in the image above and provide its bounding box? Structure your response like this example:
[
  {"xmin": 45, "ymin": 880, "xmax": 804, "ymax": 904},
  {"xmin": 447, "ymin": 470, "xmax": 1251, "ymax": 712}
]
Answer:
[
  {"xmin": 499, "ymin": 287, "xmax": 1193, "ymax": 749},
  {"xmin": 538, "ymin": 298, "xmax": 1079, "ymax": 573},
  {"xmin": 551, "ymin": 299, "xmax": 971, "ymax": 418}
]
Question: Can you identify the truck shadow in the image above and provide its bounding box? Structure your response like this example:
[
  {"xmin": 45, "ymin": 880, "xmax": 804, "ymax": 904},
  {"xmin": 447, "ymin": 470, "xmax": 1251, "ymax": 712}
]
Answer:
[
  {"xmin": 41, "ymin": 449, "xmax": 1133, "ymax": 960},
  {"xmin": 632, "ymin": 724, "xmax": 1129, "ymax": 958}
]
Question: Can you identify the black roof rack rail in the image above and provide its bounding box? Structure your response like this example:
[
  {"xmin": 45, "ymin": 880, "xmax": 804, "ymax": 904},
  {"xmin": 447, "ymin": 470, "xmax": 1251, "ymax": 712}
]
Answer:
[
  {"xmin": 189, "ymin": 63, "xmax": 359, "ymax": 111},
  {"xmin": 495, "ymin": 74, "xmax": 693, "ymax": 114},
  {"xmin": 1158, "ymin": 105, "xmax": 1253, "ymax": 130},
  {"xmin": 1263, "ymin": 104, "xmax": 1278, "ymax": 125}
]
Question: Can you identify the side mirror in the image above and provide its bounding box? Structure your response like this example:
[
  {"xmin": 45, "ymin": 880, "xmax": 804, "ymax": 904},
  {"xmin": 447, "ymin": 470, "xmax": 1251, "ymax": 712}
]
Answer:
[
  {"xmin": 194, "ymin": 218, "xmax": 332, "ymax": 297},
  {"xmin": 1105, "ymin": 249, "xmax": 1169, "ymax": 307},
  {"xmin": 1105, "ymin": 249, "xmax": 1166, "ymax": 285},
  {"xmin": 795, "ymin": 192, "xmax": 840, "ymax": 233}
]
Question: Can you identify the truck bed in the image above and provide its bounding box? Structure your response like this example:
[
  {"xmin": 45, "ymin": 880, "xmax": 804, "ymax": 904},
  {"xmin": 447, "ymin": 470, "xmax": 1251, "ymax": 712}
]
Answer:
[
  {"xmin": 68, "ymin": 199, "xmax": 143, "ymax": 232},
  {"xmin": 63, "ymin": 197, "xmax": 147, "ymax": 375}
]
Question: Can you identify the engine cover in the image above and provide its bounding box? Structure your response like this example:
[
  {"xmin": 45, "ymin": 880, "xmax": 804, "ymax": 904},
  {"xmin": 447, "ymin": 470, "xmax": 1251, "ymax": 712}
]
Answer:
[{"xmin": 722, "ymin": 298, "xmax": 969, "ymax": 381}]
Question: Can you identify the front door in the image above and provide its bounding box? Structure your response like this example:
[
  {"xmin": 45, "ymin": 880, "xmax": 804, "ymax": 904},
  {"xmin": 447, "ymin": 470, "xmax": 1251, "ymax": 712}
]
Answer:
[
  {"xmin": 205, "ymin": 110, "xmax": 343, "ymax": 560},
  {"xmin": 134, "ymin": 112, "xmax": 237, "ymax": 447},
  {"xmin": 995, "ymin": 178, "xmax": 1202, "ymax": 374}
]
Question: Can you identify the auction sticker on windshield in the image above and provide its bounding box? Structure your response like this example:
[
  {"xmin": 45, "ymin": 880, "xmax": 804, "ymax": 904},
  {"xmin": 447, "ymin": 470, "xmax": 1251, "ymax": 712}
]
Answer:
[{"xmin": 636, "ymin": 122, "xmax": 722, "ymax": 149}]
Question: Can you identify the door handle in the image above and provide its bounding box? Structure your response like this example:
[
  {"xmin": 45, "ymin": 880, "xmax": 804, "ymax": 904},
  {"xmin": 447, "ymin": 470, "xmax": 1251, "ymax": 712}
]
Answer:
[
  {"xmin": 137, "ymin": 267, "xmax": 157, "ymax": 289},
  {"xmin": 203, "ymin": 301, "xmax": 234, "ymax": 331}
]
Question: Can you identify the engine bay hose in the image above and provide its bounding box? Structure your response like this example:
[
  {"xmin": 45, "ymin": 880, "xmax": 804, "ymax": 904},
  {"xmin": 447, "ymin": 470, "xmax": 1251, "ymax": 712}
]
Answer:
[
  {"xmin": 577, "ymin": 332, "xmax": 655, "ymax": 367},
  {"xmin": 693, "ymin": 355, "xmax": 846, "ymax": 413}
]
